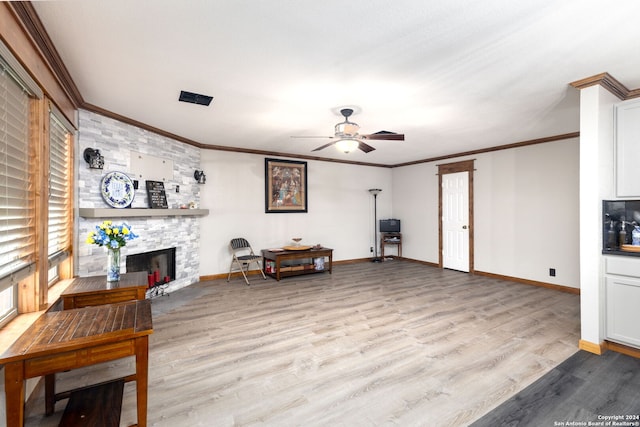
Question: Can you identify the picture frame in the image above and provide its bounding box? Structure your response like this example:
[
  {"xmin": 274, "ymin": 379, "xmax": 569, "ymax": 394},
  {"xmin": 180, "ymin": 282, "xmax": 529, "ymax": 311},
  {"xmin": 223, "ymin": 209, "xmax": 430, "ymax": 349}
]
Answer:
[{"xmin": 265, "ymin": 158, "xmax": 308, "ymax": 213}]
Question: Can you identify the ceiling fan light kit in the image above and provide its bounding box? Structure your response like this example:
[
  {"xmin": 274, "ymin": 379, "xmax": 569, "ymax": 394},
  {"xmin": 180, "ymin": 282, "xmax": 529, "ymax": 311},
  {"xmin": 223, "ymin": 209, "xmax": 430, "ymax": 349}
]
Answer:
[
  {"xmin": 292, "ymin": 107, "xmax": 404, "ymax": 154},
  {"xmin": 335, "ymin": 138, "xmax": 359, "ymax": 153}
]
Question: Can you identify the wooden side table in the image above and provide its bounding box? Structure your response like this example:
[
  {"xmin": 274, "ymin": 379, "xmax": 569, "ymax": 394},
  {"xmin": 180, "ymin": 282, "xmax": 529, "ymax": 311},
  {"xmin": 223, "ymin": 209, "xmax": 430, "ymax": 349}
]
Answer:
[
  {"xmin": 380, "ymin": 233, "xmax": 402, "ymax": 258},
  {"xmin": 0, "ymin": 300, "xmax": 153, "ymax": 427},
  {"xmin": 59, "ymin": 271, "xmax": 148, "ymax": 309}
]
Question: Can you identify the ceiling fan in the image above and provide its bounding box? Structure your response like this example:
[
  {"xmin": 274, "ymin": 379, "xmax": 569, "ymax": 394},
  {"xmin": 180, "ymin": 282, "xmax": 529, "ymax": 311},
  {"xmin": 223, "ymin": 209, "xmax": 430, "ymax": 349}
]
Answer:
[{"xmin": 291, "ymin": 108, "xmax": 404, "ymax": 153}]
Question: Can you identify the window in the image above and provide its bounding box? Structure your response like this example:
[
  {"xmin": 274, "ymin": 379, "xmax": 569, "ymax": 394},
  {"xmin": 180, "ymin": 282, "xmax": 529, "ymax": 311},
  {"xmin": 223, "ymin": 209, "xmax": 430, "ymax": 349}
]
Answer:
[
  {"xmin": 47, "ymin": 110, "xmax": 72, "ymax": 284},
  {"xmin": 0, "ymin": 41, "xmax": 42, "ymax": 325},
  {"xmin": 0, "ymin": 286, "xmax": 15, "ymax": 326},
  {"xmin": 0, "ymin": 62, "xmax": 34, "ymax": 324}
]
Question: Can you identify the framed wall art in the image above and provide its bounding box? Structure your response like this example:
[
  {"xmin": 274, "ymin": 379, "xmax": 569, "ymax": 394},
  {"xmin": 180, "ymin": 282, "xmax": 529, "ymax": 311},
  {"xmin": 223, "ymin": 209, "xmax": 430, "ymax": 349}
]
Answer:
[{"xmin": 265, "ymin": 158, "xmax": 308, "ymax": 213}]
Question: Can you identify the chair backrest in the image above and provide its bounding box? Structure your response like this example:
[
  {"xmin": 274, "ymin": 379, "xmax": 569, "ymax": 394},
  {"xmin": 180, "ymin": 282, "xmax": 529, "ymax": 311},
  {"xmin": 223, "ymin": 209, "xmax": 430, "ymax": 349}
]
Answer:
[
  {"xmin": 230, "ymin": 238, "xmax": 251, "ymax": 251},
  {"xmin": 230, "ymin": 238, "xmax": 258, "ymax": 261}
]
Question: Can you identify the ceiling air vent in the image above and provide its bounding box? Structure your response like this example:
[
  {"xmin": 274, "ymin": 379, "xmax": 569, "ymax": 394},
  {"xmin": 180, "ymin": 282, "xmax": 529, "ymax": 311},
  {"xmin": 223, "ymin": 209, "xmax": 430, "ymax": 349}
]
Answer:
[{"xmin": 179, "ymin": 90, "xmax": 213, "ymax": 106}]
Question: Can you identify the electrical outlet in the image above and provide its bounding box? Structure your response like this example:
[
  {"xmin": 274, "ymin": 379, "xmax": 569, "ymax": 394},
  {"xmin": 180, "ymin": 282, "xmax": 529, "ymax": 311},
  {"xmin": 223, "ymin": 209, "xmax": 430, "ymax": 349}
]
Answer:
[
  {"xmin": 549, "ymin": 268, "xmax": 556, "ymax": 277},
  {"xmin": 370, "ymin": 246, "xmax": 374, "ymax": 253},
  {"xmin": 175, "ymin": 185, "xmax": 180, "ymax": 193}
]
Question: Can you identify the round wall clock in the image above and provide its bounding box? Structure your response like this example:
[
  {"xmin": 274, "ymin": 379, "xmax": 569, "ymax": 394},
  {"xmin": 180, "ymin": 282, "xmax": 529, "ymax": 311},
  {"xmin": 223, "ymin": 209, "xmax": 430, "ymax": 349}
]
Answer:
[{"xmin": 100, "ymin": 171, "xmax": 135, "ymax": 208}]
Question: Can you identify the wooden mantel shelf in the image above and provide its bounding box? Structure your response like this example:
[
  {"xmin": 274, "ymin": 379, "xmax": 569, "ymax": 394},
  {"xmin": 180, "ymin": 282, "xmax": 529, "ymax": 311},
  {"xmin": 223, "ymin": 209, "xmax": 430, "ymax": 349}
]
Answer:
[{"xmin": 79, "ymin": 208, "xmax": 209, "ymax": 218}]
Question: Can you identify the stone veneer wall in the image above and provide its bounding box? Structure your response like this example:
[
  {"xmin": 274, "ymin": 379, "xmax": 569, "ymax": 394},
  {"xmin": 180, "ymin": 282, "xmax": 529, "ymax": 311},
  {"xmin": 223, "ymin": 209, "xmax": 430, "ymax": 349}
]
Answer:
[{"xmin": 76, "ymin": 109, "xmax": 202, "ymax": 293}]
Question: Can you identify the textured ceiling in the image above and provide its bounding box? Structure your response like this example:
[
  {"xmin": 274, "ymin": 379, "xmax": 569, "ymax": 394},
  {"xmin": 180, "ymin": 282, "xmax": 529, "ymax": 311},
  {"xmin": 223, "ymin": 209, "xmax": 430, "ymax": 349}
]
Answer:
[{"xmin": 33, "ymin": 0, "xmax": 640, "ymax": 165}]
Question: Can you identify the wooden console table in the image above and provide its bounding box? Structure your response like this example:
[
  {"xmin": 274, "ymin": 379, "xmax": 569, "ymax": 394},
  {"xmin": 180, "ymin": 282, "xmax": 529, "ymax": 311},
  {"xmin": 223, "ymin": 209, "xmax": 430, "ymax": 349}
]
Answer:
[
  {"xmin": 59, "ymin": 271, "xmax": 148, "ymax": 309},
  {"xmin": 0, "ymin": 299, "xmax": 153, "ymax": 427},
  {"xmin": 262, "ymin": 247, "xmax": 333, "ymax": 281}
]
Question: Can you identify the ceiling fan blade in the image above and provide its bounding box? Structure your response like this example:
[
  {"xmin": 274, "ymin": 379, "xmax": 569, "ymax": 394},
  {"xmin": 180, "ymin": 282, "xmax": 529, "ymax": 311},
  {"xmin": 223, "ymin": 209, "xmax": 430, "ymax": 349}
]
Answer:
[
  {"xmin": 362, "ymin": 130, "xmax": 405, "ymax": 141},
  {"xmin": 290, "ymin": 135, "xmax": 333, "ymax": 139},
  {"xmin": 311, "ymin": 141, "xmax": 338, "ymax": 152},
  {"xmin": 358, "ymin": 141, "xmax": 376, "ymax": 153}
]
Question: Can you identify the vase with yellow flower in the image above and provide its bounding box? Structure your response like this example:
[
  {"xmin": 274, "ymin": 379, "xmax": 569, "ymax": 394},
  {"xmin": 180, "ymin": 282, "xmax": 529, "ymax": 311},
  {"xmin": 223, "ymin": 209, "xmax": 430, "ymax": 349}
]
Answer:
[{"xmin": 86, "ymin": 220, "xmax": 139, "ymax": 282}]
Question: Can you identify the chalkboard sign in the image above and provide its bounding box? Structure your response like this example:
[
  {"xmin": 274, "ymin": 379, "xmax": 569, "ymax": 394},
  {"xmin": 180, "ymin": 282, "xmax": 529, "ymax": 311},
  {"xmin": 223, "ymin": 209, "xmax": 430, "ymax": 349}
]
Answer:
[{"xmin": 146, "ymin": 180, "xmax": 168, "ymax": 209}]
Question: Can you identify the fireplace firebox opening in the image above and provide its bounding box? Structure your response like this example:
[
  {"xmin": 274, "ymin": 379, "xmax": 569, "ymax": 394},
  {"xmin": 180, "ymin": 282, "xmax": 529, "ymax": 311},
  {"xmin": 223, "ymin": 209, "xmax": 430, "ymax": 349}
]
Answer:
[{"xmin": 126, "ymin": 247, "xmax": 176, "ymax": 288}]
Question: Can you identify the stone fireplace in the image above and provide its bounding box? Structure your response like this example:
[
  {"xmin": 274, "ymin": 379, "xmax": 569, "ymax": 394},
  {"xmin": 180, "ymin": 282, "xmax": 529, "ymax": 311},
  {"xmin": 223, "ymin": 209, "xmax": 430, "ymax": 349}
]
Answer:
[{"xmin": 76, "ymin": 109, "xmax": 204, "ymax": 294}]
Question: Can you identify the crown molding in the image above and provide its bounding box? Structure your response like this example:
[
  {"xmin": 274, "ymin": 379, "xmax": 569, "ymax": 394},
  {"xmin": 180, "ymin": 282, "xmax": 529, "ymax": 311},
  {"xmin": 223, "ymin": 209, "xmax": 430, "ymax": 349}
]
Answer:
[
  {"xmin": 82, "ymin": 104, "xmax": 391, "ymax": 168},
  {"xmin": 9, "ymin": 2, "xmax": 84, "ymax": 107},
  {"xmin": 392, "ymin": 132, "xmax": 580, "ymax": 168},
  {"xmin": 570, "ymin": 72, "xmax": 640, "ymax": 100}
]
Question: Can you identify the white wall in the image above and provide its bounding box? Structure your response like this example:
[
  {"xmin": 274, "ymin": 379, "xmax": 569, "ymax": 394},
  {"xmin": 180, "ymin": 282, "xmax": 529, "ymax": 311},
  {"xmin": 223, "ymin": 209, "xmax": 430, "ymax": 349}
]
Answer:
[
  {"xmin": 391, "ymin": 163, "xmax": 440, "ymax": 262},
  {"xmin": 198, "ymin": 151, "xmax": 393, "ymax": 276},
  {"xmin": 393, "ymin": 138, "xmax": 581, "ymax": 288}
]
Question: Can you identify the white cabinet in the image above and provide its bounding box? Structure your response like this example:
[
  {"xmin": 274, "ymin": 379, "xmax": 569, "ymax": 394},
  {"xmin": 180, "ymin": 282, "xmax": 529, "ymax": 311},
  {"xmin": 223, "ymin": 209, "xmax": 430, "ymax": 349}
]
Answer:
[
  {"xmin": 605, "ymin": 256, "xmax": 640, "ymax": 348},
  {"xmin": 614, "ymin": 99, "xmax": 640, "ymax": 197}
]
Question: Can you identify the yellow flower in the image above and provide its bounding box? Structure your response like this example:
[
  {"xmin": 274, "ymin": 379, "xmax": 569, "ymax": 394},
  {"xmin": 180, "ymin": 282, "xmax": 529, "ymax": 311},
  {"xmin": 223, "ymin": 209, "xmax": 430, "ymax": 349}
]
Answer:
[{"xmin": 87, "ymin": 220, "xmax": 138, "ymax": 248}]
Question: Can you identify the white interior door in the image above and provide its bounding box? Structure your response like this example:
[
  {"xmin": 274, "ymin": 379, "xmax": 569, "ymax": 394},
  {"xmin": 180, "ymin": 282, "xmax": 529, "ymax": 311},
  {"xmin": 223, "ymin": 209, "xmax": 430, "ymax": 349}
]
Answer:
[{"xmin": 442, "ymin": 171, "xmax": 470, "ymax": 272}]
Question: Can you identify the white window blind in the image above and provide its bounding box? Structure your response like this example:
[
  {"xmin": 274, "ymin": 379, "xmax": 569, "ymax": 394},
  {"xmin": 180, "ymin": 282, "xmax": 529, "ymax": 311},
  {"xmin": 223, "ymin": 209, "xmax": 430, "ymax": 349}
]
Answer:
[
  {"xmin": 48, "ymin": 112, "xmax": 71, "ymax": 264},
  {"xmin": 0, "ymin": 61, "xmax": 35, "ymax": 294}
]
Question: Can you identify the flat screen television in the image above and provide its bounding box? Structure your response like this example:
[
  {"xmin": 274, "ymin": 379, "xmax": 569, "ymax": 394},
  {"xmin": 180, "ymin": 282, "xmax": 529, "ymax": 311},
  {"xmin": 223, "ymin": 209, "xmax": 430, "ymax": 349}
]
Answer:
[{"xmin": 379, "ymin": 219, "xmax": 400, "ymax": 233}]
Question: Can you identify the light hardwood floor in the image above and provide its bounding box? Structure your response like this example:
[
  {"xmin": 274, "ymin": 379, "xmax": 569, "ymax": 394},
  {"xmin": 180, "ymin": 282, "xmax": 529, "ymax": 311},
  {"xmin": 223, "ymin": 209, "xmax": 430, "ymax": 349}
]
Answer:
[{"xmin": 24, "ymin": 261, "xmax": 580, "ymax": 426}]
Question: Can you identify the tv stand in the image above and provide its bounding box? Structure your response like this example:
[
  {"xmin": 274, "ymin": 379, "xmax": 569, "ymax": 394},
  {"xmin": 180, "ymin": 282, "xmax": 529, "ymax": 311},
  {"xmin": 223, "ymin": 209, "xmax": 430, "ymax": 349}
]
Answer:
[{"xmin": 381, "ymin": 233, "xmax": 402, "ymax": 258}]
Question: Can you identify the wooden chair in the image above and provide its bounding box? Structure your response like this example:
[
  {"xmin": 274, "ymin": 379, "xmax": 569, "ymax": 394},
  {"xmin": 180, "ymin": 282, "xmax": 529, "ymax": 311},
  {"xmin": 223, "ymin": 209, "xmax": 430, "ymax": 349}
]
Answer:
[{"xmin": 227, "ymin": 238, "xmax": 267, "ymax": 285}]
